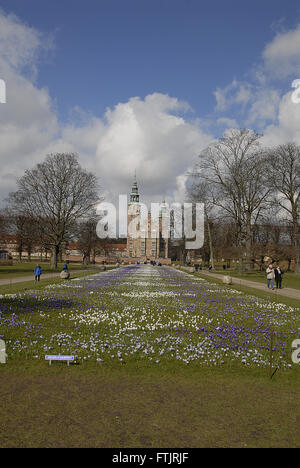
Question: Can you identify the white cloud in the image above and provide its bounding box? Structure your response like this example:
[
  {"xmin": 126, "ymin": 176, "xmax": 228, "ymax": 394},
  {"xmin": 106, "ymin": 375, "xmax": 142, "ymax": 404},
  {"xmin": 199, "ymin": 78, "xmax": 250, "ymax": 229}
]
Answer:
[
  {"xmin": 9, "ymin": 10, "xmax": 300, "ymax": 211},
  {"xmin": 262, "ymin": 24, "xmax": 300, "ymax": 79},
  {"xmin": 262, "ymin": 91, "xmax": 300, "ymax": 146},
  {"xmin": 245, "ymin": 88, "xmax": 281, "ymax": 127},
  {"xmin": 0, "ymin": 8, "xmax": 52, "ymax": 79},
  {"xmin": 214, "ymin": 80, "xmax": 252, "ymax": 113},
  {"xmin": 0, "ymin": 12, "xmax": 58, "ymax": 200},
  {"xmin": 212, "ymin": 22, "xmax": 300, "ymax": 144},
  {"xmin": 216, "ymin": 117, "xmax": 238, "ymax": 128},
  {"xmin": 0, "ymin": 10, "xmax": 212, "ymax": 206},
  {"xmin": 53, "ymin": 94, "xmax": 213, "ymax": 206},
  {"xmin": 95, "ymin": 94, "xmax": 212, "ymax": 204},
  {"xmin": 255, "ymin": 23, "xmax": 300, "ymax": 142},
  {"xmin": 214, "ymin": 80, "xmax": 237, "ymax": 111}
]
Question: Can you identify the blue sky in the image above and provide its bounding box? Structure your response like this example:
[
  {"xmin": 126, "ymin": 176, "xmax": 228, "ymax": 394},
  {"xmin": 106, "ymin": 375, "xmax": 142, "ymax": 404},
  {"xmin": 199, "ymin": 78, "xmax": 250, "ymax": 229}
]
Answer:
[
  {"xmin": 1, "ymin": 0, "xmax": 299, "ymax": 122},
  {"xmin": 1, "ymin": 0, "xmax": 300, "ymax": 203}
]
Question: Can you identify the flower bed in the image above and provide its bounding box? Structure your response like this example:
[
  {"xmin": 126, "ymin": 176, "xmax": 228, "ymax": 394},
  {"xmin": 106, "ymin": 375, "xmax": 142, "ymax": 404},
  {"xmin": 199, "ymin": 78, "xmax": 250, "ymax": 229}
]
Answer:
[{"xmin": 1, "ymin": 265, "xmax": 299, "ymax": 369}]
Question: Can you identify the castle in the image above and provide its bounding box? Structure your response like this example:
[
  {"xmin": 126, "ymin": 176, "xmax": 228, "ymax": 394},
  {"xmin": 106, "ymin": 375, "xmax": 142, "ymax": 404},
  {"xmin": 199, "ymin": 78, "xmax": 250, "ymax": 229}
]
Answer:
[{"xmin": 126, "ymin": 174, "xmax": 171, "ymax": 264}]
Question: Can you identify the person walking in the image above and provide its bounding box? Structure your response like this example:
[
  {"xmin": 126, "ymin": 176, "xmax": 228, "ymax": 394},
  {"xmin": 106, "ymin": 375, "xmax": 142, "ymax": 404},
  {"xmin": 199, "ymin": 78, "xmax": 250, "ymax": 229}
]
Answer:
[
  {"xmin": 34, "ymin": 264, "xmax": 42, "ymax": 282},
  {"xmin": 266, "ymin": 264, "xmax": 275, "ymax": 289},
  {"xmin": 274, "ymin": 265, "xmax": 283, "ymax": 289}
]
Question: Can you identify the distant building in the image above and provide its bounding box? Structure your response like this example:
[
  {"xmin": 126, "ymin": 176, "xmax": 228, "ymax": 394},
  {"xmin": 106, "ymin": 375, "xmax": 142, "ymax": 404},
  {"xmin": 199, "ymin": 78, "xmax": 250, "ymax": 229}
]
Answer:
[{"xmin": 126, "ymin": 174, "xmax": 170, "ymax": 263}]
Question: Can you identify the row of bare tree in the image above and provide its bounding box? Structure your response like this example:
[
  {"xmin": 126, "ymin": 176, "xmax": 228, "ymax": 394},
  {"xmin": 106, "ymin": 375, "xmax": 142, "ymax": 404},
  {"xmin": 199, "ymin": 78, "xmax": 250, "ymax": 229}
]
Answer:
[
  {"xmin": 0, "ymin": 131, "xmax": 299, "ymax": 271},
  {"xmin": 1, "ymin": 153, "xmax": 103, "ymax": 269},
  {"xmin": 188, "ymin": 129, "xmax": 300, "ymax": 272}
]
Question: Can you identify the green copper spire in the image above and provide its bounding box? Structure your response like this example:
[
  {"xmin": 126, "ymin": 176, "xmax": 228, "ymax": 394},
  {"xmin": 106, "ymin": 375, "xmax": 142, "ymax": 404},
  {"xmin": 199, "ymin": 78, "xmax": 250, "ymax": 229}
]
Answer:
[{"xmin": 130, "ymin": 171, "xmax": 139, "ymax": 203}]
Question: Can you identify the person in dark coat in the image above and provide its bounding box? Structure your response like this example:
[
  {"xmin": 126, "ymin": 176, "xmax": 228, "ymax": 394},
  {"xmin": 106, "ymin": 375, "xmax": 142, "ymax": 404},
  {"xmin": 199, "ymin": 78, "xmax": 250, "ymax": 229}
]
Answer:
[{"xmin": 274, "ymin": 265, "xmax": 283, "ymax": 289}]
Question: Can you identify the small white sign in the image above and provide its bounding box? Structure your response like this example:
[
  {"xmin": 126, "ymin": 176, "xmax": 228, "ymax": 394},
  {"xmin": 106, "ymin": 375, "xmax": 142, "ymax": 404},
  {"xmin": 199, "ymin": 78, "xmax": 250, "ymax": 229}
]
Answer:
[{"xmin": 45, "ymin": 355, "xmax": 75, "ymax": 365}]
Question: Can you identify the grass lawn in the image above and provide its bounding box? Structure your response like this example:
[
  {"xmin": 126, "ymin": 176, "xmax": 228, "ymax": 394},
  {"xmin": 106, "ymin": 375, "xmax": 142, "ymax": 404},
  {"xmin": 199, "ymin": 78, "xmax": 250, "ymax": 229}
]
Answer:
[
  {"xmin": 0, "ymin": 268, "xmax": 116, "ymax": 296},
  {"xmin": 195, "ymin": 272, "xmax": 300, "ymax": 309},
  {"xmin": 1, "ymin": 362, "xmax": 299, "ymax": 448},
  {"xmin": 0, "ymin": 265, "xmax": 299, "ymax": 448},
  {"xmin": 0, "ymin": 261, "xmax": 95, "ymax": 279}
]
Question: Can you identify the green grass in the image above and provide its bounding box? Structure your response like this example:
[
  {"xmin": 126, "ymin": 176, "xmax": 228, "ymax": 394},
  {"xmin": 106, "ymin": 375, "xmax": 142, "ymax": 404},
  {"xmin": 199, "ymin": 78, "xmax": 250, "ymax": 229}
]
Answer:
[
  {"xmin": 0, "ymin": 261, "xmax": 95, "ymax": 279},
  {"xmin": 0, "ymin": 361, "xmax": 300, "ymax": 448},
  {"xmin": 194, "ymin": 271, "xmax": 300, "ymax": 309},
  {"xmin": 205, "ymin": 269, "xmax": 300, "ymax": 290},
  {"xmin": 0, "ymin": 269, "xmax": 115, "ymax": 295},
  {"xmin": 1, "ymin": 265, "xmax": 299, "ymax": 448}
]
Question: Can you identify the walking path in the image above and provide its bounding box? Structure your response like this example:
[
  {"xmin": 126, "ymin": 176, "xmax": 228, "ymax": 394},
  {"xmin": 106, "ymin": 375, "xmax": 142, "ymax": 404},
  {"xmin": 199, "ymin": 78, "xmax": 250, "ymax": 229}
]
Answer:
[
  {"xmin": 0, "ymin": 268, "xmax": 108, "ymax": 286},
  {"xmin": 196, "ymin": 270, "xmax": 300, "ymax": 301}
]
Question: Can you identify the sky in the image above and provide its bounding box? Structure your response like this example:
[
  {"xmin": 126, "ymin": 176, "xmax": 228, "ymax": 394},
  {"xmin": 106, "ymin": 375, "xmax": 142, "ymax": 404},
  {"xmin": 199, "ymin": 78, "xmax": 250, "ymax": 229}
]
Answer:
[{"xmin": 1, "ymin": 0, "xmax": 300, "ymax": 208}]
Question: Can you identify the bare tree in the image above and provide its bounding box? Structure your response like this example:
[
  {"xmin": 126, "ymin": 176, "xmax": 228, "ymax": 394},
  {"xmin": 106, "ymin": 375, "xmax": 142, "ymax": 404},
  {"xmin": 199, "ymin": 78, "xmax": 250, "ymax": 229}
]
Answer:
[
  {"xmin": 0, "ymin": 211, "xmax": 9, "ymax": 252},
  {"xmin": 267, "ymin": 142, "xmax": 300, "ymax": 273},
  {"xmin": 1, "ymin": 207, "xmax": 32, "ymax": 261},
  {"xmin": 7, "ymin": 153, "xmax": 101, "ymax": 269},
  {"xmin": 15, "ymin": 215, "xmax": 36, "ymax": 261},
  {"xmin": 187, "ymin": 180, "xmax": 216, "ymax": 268},
  {"xmin": 76, "ymin": 212, "xmax": 101, "ymax": 265},
  {"xmin": 193, "ymin": 129, "xmax": 269, "ymax": 271}
]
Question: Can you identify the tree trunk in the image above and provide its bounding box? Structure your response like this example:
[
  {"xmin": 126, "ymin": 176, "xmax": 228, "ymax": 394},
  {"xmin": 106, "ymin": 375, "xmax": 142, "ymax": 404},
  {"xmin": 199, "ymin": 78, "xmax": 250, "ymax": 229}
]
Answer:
[
  {"xmin": 17, "ymin": 241, "xmax": 23, "ymax": 262},
  {"xmin": 294, "ymin": 251, "xmax": 300, "ymax": 273},
  {"xmin": 50, "ymin": 245, "xmax": 59, "ymax": 269},
  {"xmin": 83, "ymin": 253, "xmax": 90, "ymax": 265},
  {"xmin": 206, "ymin": 215, "xmax": 214, "ymax": 269},
  {"xmin": 292, "ymin": 206, "xmax": 300, "ymax": 273},
  {"xmin": 245, "ymin": 211, "xmax": 252, "ymax": 271},
  {"xmin": 237, "ymin": 231, "xmax": 244, "ymax": 273}
]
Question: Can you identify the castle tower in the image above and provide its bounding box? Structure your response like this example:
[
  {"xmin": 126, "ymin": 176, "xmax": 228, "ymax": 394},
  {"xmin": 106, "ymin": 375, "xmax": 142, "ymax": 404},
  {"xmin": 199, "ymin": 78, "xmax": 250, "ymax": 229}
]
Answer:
[
  {"xmin": 126, "ymin": 174, "xmax": 169, "ymax": 262},
  {"xmin": 127, "ymin": 173, "xmax": 142, "ymax": 258},
  {"xmin": 130, "ymin": 172, "xmax": 139, "ymax": 204}
]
